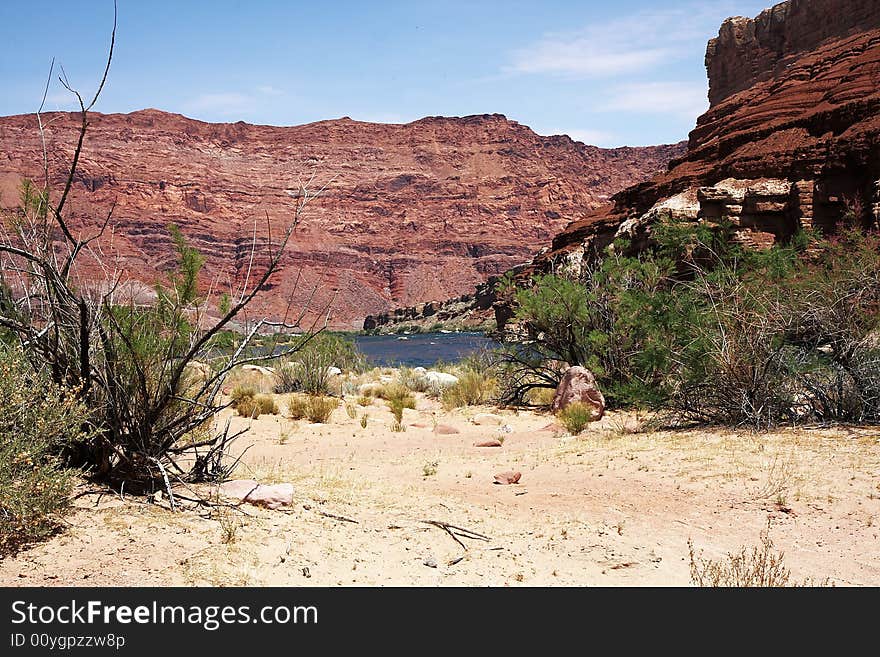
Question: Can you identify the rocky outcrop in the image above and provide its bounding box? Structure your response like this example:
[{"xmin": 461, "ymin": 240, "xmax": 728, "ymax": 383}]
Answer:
[
  {"xmin": 541, "ymin": 0, "xmax": 880, "ymax": 279},
  {"xmin": 0, "ymin": 110, "xmax": 683, "ymax": 329},
  {"xmin": 707, "ymin": 0, "xmax": 880, "ymax": 105}
]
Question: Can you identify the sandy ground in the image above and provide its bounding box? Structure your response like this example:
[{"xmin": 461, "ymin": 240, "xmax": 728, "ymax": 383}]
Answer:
[{"xmin": 2, "ymin": 391, "xmax": 879, "ymax": 587}]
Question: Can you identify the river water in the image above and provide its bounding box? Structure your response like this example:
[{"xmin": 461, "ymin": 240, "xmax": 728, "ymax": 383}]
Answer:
[{"xmin": 353, "ymin": 332, "xmax": 496, "ymax": 367}]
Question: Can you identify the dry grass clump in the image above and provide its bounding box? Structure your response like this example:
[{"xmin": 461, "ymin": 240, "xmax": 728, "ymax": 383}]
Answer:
[
  {"xmin": 305, "ymin": 396, "xmax": 338, "ymax": 424},
  {"xmin": 688, "ymin": 525, "xmax": 830, "ymax": 587},
  {"xmin": 557, "ymin": 402, "xmax": 597, "ymax": 435},
  {"xmin": 441, "ymin": 370, "xmax": 497, "ymax": 409},
  {"xmin": 525, "ymin": 386, "xmax": 556, "ymax": 407},
  {"xmin": 287, "ymin": 394, "xmax": 309, "ymax": 420},
  {"xmin": 231, "ymin": 386, "xmax": 278, "ymax": 418},
  {"xmin": 378, "ymin": 382, "xmax": 417, "ymax": 407}
]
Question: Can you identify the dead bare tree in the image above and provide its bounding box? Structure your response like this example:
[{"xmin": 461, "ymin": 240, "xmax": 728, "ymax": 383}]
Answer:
[{"xmin": 0, "ymin": 2, "xmax": 329, "ymax": 492}]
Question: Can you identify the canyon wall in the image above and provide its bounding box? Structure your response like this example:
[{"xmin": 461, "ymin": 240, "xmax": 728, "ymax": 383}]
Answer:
[{"xmin": 0, "ymin": 110, "xmax": 683, "ymax": 329}]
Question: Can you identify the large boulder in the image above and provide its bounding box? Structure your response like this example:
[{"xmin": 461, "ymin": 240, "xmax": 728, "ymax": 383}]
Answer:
[
  {"xmin": 422, "ymin": 371, "xmax": 459, "ymax": 389},
  {"xmin": 551, "ymin": 366, "xmax": 605, "ymax": 420}
]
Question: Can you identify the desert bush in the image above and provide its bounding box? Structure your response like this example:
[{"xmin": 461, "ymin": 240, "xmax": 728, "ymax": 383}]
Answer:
[
  {"xmin": 441, "ymin": 370, "xmax": 497, "ymax": 409},
  {"xmin": 688, "ymin": 524, "xmax": 829, "ymax": 587},
  {"xmin": 0, "ymin": 347, "xmax": 92, "ymax": 555},
  {"xmin": 0, "ymin": 9, "xmax": 326, "ymax": 491},
  {"xmin": 557, "ymin": 402, "xmax": 596, "ymax": 435},
  {"xmin": 305, "ymin": 396, "xmax": 337, "ymax": 423},
  {"xmin": 274, "ymin": 334, "xmax": 367, "ymax": 395},
  {"xmin": 287, "ymin": 394, "xmax": 309, "ymax": 420}
]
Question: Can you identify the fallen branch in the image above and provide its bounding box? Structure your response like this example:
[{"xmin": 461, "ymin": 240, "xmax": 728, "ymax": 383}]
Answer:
[
  {"xmin": 422, "ymin": 520, "xmax": 490, "ymax": 551},
  {"xmin": 319, "ymin": 511, "xmax": 359, "ymax": 524}
]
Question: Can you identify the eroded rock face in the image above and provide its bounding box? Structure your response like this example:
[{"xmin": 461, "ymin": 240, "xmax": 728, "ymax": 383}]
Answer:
[
  {"xmin": 706, "ymin": 0, "xmax": 880, "ymax": 105},
  {"xmin": 0, "ymin": 111, "xmax": 683, "ymax": 329},
  {"xmin": 538, "ymin": 0, "xmax": 880, "ymax": 278}
]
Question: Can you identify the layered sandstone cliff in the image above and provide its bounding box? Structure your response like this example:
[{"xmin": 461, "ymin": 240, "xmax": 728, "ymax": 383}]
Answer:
[
  {"xmin": 0, "ymin": 110, "xmax": 682, "ymax": 329},
  {"xmin": 545, "ymin": 0, "xmax": 880, "ymax": 271}
]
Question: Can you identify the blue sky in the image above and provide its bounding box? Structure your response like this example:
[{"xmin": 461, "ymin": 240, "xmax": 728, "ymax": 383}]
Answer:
[{"xmin": 0, "ymin": 0, "xmax": 770, "ymax": 147}]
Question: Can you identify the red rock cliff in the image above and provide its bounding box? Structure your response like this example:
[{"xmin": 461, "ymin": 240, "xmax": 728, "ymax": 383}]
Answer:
[
  {"xmin": 707, "ymin": 0, "xmax": 880, "ymax": 104},
  {"xmin": 0, "ymin": 110, "xmax": 683, "ymax": 328},
  {"xmin": 542, "ymin": 0, "xmax": 880, "ymax": 273}
]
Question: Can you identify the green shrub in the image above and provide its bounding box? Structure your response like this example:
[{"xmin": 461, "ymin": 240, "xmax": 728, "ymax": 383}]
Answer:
[
  {"xmin": 306, "ymin": 396, "xmax": 337, "ymax": 423},
  {"xmin": 558, "ymin": 402, "xmax": 597, "ymax": 435},
  {"xmin": 0, "ymin": 347, "xmax": 92, "ymax": 555},
  {"xmin": 274, "ymin": 334, "xmax": 367, "ymax": 395}
]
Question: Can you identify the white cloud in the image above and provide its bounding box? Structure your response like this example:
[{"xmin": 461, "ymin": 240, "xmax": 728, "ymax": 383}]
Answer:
[
  {"xmin": 183, "ymin": 92, "xmax": 256, "ymax": 117},
  {"xmin": 506, "ymin": 3, "xmax": 746, "ymax": 78},
  {"xmin": 600, "ymin": 81, "xmax": 709, "ymax": 119},
  {"xmin": 510, "ymin": 41, "xmax": 669, "ymax": 77}
]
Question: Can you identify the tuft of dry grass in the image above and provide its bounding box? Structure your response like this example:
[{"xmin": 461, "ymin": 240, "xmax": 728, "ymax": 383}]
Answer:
[
  {"xmin": 305, "ymin": 396, "xmax": 338, "ymax": 424},
  {"xmin": 688, "ymin": 523, "xmax": 830, "ymax": 587},
  {"xmin": 235, "ymin": 392, "xmax": 278, "ymax": 418},
  {"xmin": 441, "ymin": 370, "xmax": 497, "ymax": 409},
  {"xmin": 525, "ymin": 386, "xmax": 556, "ymax": 407}
]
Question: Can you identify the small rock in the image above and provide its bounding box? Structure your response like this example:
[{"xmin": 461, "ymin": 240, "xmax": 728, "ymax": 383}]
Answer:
[
  {"xmin": 409, "ymin": 422, "xmax": 431, "ymax": 428},
  {"xmin": 474, "ymin": 439, "xmax": 503, "ymax": 447},
  {"xmin": 433, "ymin": 424, "xmax": 460, "ymax": 435},
  {"xmin": 423, "ymin": 557, "xmax": 438, "ymax": 568},
  {"xmin": 220, "ymin": 479, "xmax": 294, "ymax": 509},
  {"xmin": 493, "ymin": 471, "xmax": 522, "ymax": 485},
  {"xmin": 471, "ymin": 413, "xmax": 503, "ymax": 425},
  {"xmin": 302, "ymin": 567, "xmax": 311, "ymax": 578}
]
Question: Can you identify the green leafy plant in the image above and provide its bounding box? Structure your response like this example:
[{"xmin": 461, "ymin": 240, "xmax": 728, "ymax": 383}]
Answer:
[
  {"xmin": 558, "ymin": 402, "xmax": 596, "ymax": 435},
  {"xmin": 0, "ymin": 346, "xmax": 93, "ymax": 555}
]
